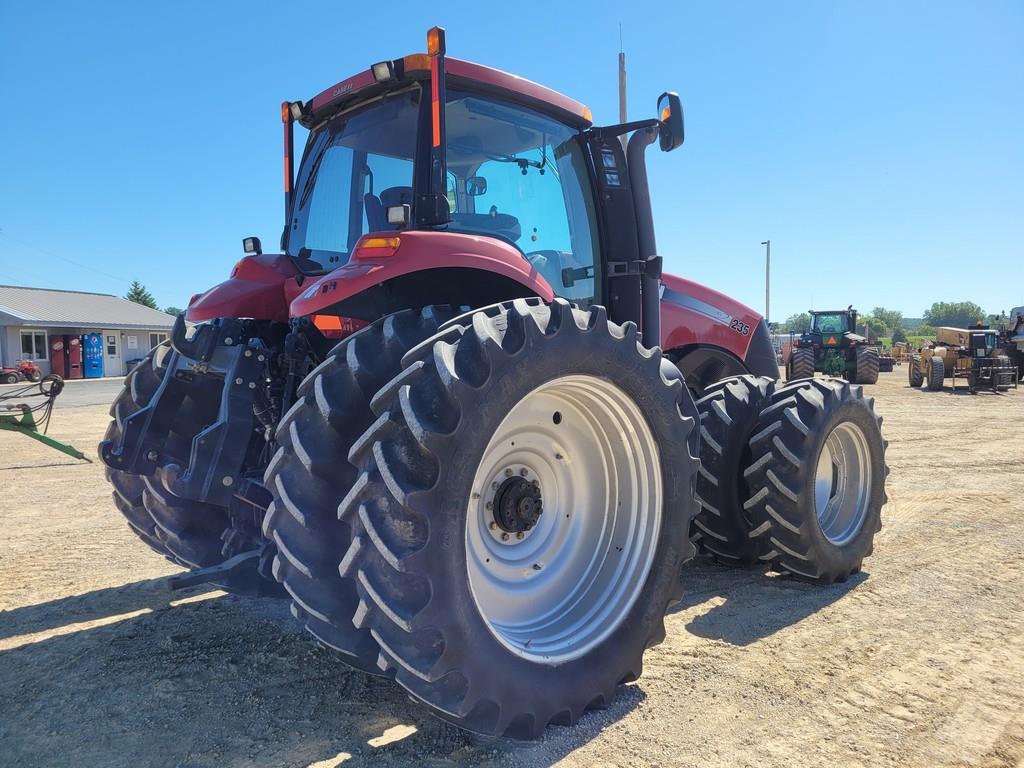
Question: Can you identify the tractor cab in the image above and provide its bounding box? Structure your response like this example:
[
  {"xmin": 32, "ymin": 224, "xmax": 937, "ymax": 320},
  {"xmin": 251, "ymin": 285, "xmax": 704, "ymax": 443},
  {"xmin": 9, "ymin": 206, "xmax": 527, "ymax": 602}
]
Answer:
[
  {"xmin": 278, "ymin": 28, "xmax": 684, "ymax": 344},
  {"xmin": 966, "ymin": 328, "xmax": 999, "ymax": 358}
]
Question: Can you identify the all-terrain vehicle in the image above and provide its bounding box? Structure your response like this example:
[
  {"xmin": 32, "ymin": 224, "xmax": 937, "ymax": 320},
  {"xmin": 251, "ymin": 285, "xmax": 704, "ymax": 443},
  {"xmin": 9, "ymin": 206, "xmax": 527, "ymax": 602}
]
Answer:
[
  {"xmin": 1, "ymin": 359, "xmax": 42, "ymax": 385},
  {"xmin": 787, "ymin": 307, "xmax": 880, "ymax": 384},
  {"xmin": 909, "ymin": 326, "xmax": 1017, "ymax": 393},
  {"xmin": 99, "ymin": 28, "xmax": 887, "ymax": 739}
]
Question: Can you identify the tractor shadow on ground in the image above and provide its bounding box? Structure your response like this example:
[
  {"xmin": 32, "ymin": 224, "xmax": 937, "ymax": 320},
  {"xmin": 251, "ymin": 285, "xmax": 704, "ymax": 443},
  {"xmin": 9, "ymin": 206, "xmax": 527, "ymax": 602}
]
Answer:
[
  {"xmin": 672, "ymin": 556, "xmax": 866, "ymax": 647},
  {"xmin": 0, "ymin": 576, "xmax": 640, "ymax": 768}
]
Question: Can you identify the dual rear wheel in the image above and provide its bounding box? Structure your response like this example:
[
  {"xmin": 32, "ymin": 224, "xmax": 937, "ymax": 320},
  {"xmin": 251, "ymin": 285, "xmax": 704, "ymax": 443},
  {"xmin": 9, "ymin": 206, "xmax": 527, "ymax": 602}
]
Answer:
[
  {"xmin": 690, "ymin": 375, "xmax": 887, "ymax": 583},
  {"xmin": 263, "ymin": 299, "xmax": 700, "ymax": 738}
]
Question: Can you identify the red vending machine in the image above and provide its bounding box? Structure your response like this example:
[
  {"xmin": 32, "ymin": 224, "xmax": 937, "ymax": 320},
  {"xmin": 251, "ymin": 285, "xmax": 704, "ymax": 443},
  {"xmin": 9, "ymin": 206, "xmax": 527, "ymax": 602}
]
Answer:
[
  {"xmin": 49, "ymin": 336, "xmax": 67, "ymax": 378},
  {"xmin": 65, "ymin": 335, "xmax": 83, "ymax": 379}
]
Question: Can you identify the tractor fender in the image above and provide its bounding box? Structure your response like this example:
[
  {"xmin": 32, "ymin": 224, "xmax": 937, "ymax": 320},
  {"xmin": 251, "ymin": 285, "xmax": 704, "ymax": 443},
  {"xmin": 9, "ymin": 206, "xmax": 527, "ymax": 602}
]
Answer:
[
  {"xmin": 186, "ymin": 253, "xmax": 302, "ymax": 323},
  {"xmin": 290, "ymin": 230, "xmax": 555, "ymax": 318},
  {"xmin": 659, "ymin": 273, "xmax": 776, "ymax": 380}
]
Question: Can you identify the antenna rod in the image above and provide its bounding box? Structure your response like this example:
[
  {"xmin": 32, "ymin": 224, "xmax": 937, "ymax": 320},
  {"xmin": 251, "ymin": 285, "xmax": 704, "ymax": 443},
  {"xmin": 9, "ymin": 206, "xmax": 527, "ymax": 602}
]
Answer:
[{"xmin": 618, "ymin": 24, "xmax": 627, "ymax": 124}]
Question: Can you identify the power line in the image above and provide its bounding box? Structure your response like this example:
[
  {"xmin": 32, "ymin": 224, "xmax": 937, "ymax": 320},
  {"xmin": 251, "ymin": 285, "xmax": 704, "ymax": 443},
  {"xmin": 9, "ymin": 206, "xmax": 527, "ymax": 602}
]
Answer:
[{"xmin": 0, "ymin": 228, "xmax": 128, "ymax": 286}]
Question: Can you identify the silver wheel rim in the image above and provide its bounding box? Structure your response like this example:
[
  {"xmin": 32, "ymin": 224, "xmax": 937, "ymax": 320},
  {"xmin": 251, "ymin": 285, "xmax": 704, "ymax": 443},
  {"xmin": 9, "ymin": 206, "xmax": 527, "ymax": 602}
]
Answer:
[
  {"xmin": 466, "ymin": 374, "xmax": 662, "ymax": 664},
  {"xmin": 814, "ymin": 422, "xmax": 872, "ymax": 545}
]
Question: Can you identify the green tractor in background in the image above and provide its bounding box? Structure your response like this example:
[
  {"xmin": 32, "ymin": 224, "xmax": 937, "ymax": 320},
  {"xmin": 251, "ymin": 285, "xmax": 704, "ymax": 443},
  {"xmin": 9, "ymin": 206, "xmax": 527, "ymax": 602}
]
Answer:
[{"xmin": 787, "ymin": 307, "xmax": 880, "ymax": 384}]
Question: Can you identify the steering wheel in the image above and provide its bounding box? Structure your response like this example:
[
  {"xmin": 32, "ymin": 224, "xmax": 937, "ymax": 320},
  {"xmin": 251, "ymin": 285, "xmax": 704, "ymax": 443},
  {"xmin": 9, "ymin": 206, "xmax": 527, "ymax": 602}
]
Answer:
[{"xmin": 525, "ymin": 249, "xmax": 563, "ymax": 269}]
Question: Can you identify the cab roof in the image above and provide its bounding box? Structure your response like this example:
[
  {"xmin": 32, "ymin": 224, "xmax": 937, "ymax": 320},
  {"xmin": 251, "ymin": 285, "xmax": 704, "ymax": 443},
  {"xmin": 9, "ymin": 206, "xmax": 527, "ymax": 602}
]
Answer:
[{"xmin": 307, "ymin": 55, "xmax": 592, "ymax": 130}]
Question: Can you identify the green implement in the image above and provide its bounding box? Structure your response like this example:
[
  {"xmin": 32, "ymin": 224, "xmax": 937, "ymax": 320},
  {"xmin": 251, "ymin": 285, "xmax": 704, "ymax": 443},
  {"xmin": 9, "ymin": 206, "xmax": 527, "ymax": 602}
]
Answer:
[{"xmin": 0, "ymin": 375, "xmax": 92, "ymax": 462}]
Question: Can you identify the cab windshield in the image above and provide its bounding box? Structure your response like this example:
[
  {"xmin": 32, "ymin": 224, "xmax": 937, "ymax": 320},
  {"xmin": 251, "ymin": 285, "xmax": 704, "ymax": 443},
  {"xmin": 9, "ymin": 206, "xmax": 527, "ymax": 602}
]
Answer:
[
  {"xmin": 286, "ymin": 84, "xmax": 601, "ymax": 305},
  {"xmin": 286, "ymin": 88, "xmax": 420, "ymax": 272},
  {"xmin": 811, "ymin": 313, "xmax": 848, "ymax": 334},
  {"xmin": 443, "ymin": 91, "xmax": 600, "ymax": 303}
]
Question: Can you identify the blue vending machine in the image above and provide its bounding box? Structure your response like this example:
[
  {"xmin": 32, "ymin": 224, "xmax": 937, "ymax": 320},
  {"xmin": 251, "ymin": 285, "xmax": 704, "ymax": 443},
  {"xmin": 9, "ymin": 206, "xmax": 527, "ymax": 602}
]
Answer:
[{"xmin": 83, "ymin": 333, "xmax": 104, "ymax": 378}]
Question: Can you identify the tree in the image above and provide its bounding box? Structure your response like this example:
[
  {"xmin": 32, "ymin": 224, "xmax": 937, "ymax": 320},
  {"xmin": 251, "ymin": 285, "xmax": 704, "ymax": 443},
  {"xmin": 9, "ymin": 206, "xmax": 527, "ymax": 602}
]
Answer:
[
  {"xmin": 870, "ymin": 307, "xmax": 904, "ymax": 336},
  {"xmin": 164, "ymin": 306, "xmax": 183, "ymax": 316},
  {"xmin": 125, "ymin": 281, "xmax": 158, "ymax": 309},
  {"xmin": 778, "ymin": 312, "xmax": 810, "ymax": 333},
  {"xmin": 891, "ymin": 326, "xmax": 908, "ymax": 343},
  {"xmin": 922, "ymin": 301, "xmax": 985, "ymax": 329},
  {"xmin": 861, "ymin": 316, "xmax": 888, "ymax": 342},
  {"xmin": 987, "ymin": 312, "xmax": 1008, "ymax": 330}
]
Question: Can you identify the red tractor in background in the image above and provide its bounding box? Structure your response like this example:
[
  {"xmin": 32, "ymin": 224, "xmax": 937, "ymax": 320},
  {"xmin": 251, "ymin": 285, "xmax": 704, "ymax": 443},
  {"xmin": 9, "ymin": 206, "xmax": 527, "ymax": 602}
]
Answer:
[{"xmin": 99, "ymin": 28, "xmax": 886, "ymax": 739}]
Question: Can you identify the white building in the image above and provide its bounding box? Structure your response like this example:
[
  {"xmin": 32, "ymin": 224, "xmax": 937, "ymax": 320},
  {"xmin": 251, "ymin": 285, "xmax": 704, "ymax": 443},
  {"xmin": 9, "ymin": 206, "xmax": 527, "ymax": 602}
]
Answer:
[{"xmin": 0, "ymin": 285, "xmax": 175, "ymax": 377}]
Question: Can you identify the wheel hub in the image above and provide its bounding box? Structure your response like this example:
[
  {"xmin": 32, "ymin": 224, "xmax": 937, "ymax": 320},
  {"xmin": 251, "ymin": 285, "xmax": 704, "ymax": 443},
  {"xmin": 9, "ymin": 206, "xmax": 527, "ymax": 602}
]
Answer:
[
  {"xmin": 466, "ymin": 375, "xmax": 663, "ymax": 664},
  {"xmin": 493, "ymin": 474, "xmax": 543, "ymax": 534}
]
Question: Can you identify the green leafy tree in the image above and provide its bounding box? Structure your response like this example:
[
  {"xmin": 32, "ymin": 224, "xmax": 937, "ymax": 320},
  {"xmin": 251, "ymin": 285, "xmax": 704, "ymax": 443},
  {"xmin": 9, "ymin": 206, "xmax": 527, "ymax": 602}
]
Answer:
[
  {"xmin": 779, "ymin": 312, "xmax": 811, "ymax": 333},
  {"xmin": 861, "ymin": 316, "xmax": 888, "ymax": 342},
  {"xmin": 870, "ymin": 307, "xmax": 904, "ymax": 336},
  {"xmin": 922, "ymin": 301, "xmax": 985, "ymax": 329},
  {"xmin": 125, "ymin": 281, "xmax": 158, "ymax": 309},
  {"xmin": 891, "ymin": 326, "xmax": 908, "ymax": 343},
  {"xmin": 986, "ymin": 312, "xmax": 1007, "ymax": 329},
  {"xmin": 916, "ymin": 324, "xmax": 936, "ymax": 336},
  {"xmin": 164, "ymin": 306, "xmax": 184, "ymax": 316}
]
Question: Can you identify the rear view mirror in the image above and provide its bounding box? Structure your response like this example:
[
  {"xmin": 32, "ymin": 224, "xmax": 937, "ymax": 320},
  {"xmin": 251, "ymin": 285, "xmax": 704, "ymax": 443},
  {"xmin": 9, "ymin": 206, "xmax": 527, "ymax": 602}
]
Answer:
[
  {"xmin": 657, "ymin": 92, "xmax": 684, "ymax": 152},
  {"xmin": 465, "ymin": 176, "xmax": 487, "ymax": 196}
]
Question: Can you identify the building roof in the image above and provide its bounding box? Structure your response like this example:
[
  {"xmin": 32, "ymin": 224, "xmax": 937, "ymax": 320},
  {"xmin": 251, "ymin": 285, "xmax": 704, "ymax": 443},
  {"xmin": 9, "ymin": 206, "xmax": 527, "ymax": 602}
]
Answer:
[{"xmin": 0, "ymin": 285, "xmax": 175, "ymax": 330}]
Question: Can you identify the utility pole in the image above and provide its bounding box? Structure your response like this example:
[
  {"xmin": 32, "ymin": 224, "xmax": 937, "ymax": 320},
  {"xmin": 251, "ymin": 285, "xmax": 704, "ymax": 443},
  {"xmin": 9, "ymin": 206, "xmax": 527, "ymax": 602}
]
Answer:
[
  {"xmin": 618, "ymin": 24, "xmax": 627, "ymax": 124},
  {"xmin": 761, "ymin": 240, "xmax": 771, "ymax": 325}
]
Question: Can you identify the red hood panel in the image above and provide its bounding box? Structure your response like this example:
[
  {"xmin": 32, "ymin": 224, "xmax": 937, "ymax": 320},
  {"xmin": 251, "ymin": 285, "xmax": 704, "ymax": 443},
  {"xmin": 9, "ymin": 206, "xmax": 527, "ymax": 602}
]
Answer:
[
  {"xmin": 186, "ymin": 253, "xmax": 301, "ymax": 323},
  {"xmin": 659, "ymin": 272, "xmax": 764, "ymax": 359}
]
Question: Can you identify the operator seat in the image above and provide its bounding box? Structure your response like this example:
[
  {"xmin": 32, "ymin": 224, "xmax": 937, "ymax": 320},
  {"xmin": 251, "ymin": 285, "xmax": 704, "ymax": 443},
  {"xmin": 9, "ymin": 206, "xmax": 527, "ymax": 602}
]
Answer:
[{"xmin": 364, "ymin": 186, "xmax": 414, "ymax": 232}]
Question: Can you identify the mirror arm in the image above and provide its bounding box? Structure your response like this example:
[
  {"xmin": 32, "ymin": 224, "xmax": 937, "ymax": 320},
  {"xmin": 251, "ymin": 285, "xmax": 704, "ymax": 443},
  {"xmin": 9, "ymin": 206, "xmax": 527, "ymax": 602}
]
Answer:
[{"xmin": 585, "ymin": 118, "xmax": 659, "ymax": 142}]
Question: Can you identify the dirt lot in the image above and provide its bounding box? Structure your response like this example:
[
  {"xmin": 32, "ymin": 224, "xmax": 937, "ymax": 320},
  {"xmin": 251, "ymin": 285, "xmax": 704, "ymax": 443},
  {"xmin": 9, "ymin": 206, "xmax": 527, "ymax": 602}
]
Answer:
[{"xmin": 1, "ymin": 371, "xmax": 1022, "ymax": 768}]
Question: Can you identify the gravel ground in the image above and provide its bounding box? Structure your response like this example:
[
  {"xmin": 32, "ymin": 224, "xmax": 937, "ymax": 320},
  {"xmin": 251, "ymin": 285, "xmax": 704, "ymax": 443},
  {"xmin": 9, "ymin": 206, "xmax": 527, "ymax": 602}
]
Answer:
[{"xmin": 1, "ymin": 370, "xmax": 1022, "ymax": 768}]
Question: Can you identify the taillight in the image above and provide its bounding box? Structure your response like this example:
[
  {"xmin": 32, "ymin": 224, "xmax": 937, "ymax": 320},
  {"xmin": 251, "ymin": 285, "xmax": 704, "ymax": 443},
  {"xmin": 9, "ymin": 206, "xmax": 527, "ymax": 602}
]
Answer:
[{"xmin": 353, "ymin": 235, "xmax": 401, "ymax": 259}]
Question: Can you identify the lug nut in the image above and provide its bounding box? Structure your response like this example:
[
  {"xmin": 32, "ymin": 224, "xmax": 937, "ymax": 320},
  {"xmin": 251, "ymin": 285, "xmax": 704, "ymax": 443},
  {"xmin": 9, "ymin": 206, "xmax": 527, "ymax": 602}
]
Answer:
[
  {"xmin": 504, "ymin": 468, "xmax": 513, "ymax": 477},
  {"xmin": 485, "ymin": 501, "xmax": 493, "ymax": 511},
  {"xmin": 491, "ymin": 481, "xmax": 498, "ymax": 490},
  {"xmin": 244, "ymin": 350, "xmax": 252, "ymax": 357},
  {"xmin": 248, "ymin": 382, "xmax": 256, "ymax": 389},
  {"xmin": 501, "ymin": 532, "xmax": 510, "ymax": 542},
  {"xmin": 235, "ymin": 377, "xmax": 243, "ymax": 385},
  {"xmin": 222, "ymin": 476, "xmax": 234, "ymax": 487},
  {"xmin": 516, "ymin": 531, "xmax": 525, "ymax": 540},
  {"xmin": 519, "ymin": 468, "xmax": 528, "ymax": 476},
  {"xmin": 489, "ymin": 521, "xmax": 498, "ymax": 531}
]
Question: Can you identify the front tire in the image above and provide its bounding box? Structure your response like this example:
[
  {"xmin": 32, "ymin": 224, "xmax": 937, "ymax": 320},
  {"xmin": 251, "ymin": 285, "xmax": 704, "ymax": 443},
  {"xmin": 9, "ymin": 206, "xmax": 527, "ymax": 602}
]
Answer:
[
  {"xmin": 691, "ymin": 376, "xmax": 776, "ymax": 565},
  {"xmin": 927, "ymin": 356, "xmax": 945, "ymax": 390},
  {"xmin": 908, "ymin": 354, "xmax": 923, "ymax": 387},
  {"xmin": 339, "ymin": 299, "xmax": 699, "ymax": 738},
  {"xmin": 744, "ymin": 379, "xmax": 887, "ymax": 583},
  {"xmin": 789, "ymin": 347, "xmax": 815, "ymax": 381},
  {"xmin": 854, "ymin": 347, "xmax": 880, "ymax": 384}
]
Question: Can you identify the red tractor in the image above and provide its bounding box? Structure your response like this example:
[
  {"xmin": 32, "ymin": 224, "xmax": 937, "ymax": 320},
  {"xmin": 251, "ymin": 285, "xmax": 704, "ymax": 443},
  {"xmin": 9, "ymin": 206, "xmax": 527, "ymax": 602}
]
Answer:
[
  {"xmin": 1, "ymin": 360, "xmax": 43, "ymax": 385},
  {"xmin": 99, "ymin": 28, "xmax": 886, "ymax": 739}
]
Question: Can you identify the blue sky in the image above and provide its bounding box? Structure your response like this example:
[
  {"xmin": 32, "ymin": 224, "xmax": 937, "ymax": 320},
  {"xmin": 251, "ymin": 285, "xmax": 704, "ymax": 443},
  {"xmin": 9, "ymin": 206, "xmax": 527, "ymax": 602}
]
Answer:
[{"xmin": 1, "ymin": 1, "xmax": 1021, "ymax": 321}]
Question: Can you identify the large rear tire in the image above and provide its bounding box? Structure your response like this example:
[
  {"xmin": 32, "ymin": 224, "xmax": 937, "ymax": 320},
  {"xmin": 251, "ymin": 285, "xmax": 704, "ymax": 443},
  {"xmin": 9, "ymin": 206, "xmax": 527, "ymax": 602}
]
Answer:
[
  {"xmin": 788, "ymin": 347, "xmax": 815, "ymax": 381},
  {"xmin": 854, "ymin": 346, "xmax": 880, "ymax": 384},
  {"xmin": 691, "ymin": 375, "xmax": 776, "ymax": 565},
  {"xmin": 339, "ymin": 299, "xmax": 699, "ymax": 738},
  {"xmin": 262, "ymin": 306, "xmax": 458, "ymax": 673},
  {"xmin": 927, "ymin": 356, "xmax": 945, "ymax": 391},
  {"xmin": 102, "ymin": 344, "xmax": 277, "ymax": 596},
  {"xmin": 908, "ymin": 354, "xmax": 923, "ymax": 388},
  {"xmin": 744, "ymin": 379, "xmax": 887, "ymax": 583}
]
